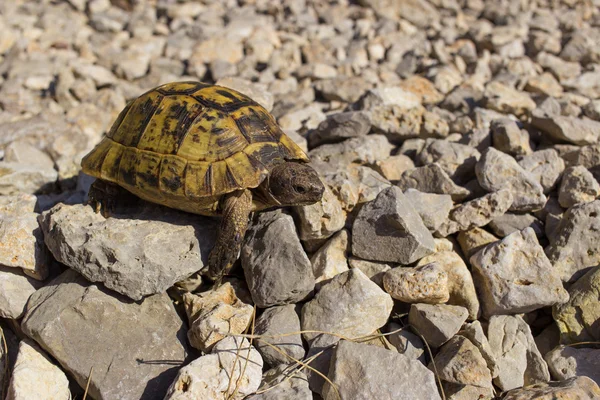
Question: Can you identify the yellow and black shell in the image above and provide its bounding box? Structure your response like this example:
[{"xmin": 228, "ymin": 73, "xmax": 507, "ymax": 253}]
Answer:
[{"xmin": 81, "ymin": 81, "xmax": 309, "ymax": 216}]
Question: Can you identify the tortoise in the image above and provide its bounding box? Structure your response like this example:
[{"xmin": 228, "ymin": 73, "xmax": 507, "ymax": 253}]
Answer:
[{"xmin": 81, "ymin": 81, "xmax": 325, "ymax": 284}]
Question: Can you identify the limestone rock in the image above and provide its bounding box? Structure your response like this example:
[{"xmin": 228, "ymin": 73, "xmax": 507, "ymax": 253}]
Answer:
[
  {"xmin": 476, "ymin": 147, "xmax": 546, "ymax": 212},
  {"xmin": 558, "ymin": 166, "xmax": 600, "ymax": 208},
  {"xmin": 401, "ymin": 189, "xmax": 453, "ymax": 232},
  {"xmin": 322, "ymin": 340, "xmax": 441, "ymax": 400},
  {"xmin": 254, "ymin": 305, "xmax": 305, "ymax": 368},
  {"xmin": 545, "ymin": 346, "xmax": 600, "ymax": 384},
  {"xmin": 293, "ymin": 185, "xmax": 346, "ymax": 242},
  {"xmin": 531, "ymin": 113, "xmax": 600, "ymax": 146},
  {"xmin": 553, "ymin": 266, "xmax": 600, "ymax": 344},
  {"xmin": 307, "ymin": 111, "xmax": 371, "ymax": 149},
  {"xmin": 241, "ymin": 212, "xmax": 314, "ymax": 308},
  {"xmin": 488, "ymin": 315, "xmax": 550, "ymax": 391},
  {"xmin": 321, "ymin": 165, "xmax": 391, "ymax": 212},
  {"xmin": 376, "ymin": 154, "xmax": 415, "ymax": 182},
  {"xmin": 311, "ymin": 229, "xmax": 349, "ymax": 288},
  {"xmin": 216, "ymin": 77, "xmax": 274, "ymax": 112},
  {"xmin": 417, "ymin": 140, "xmax": 480, "ymax": 183},
  {"xmin": 518, "ymin": 149, "xmax": 565, "ymax": 194},
  {"xmin": 347, "ymin": 257, "xmax": 391, "ymax": 287},
  {"xmin": 457, "ymin": 227, "xmax": 499, "ymax": 259},
  {"xmin": 40, "ymin": 203, "xmax": 217, "ymax": 301},
  {"xmin": 483, "ymin": 81, "xmax": 536, "ymax": 117},
  {"xmin": 489, "ymin": 213, "xmax": 544, "ymax": 238},
  {"xmin": 460, "ymin": 321, "xmax": 499, "ymax": 378},
  {"xmin": 183, "ymin": 283, "xmax": 253, "ymax": 352},
  {"xmin": 247, "ymin": 365, "xmax": 312, "ymax": 400},
  {"xmin": 352, "ymin": 186, "xmax": 435, "ymax": 264},
  {"xmin": 470, "ymin": 228, "xmax": 568, "ymax": 317},
  {"xmin": 21, "ymin": 270, "xmax": 189, "ymax": 400},
  {"xmin": 397, "ymin": 163, "xmax": 470, "ymax": 201},
  {"xmin": 6, "ymin": 339, "xmax": 70, "ymax": 400},
  {"xmin": 383, "ymin": 263, "xmax": 449, "ymax": 304},
  {"xmin": 503, "ymin": 376, "xmax": 600, "ymax": 400},
  {"xmin": 164, "ymin": 337, "xmax": 263, "ymax": 400},
  {"xmin": 408, "ymin": 304, "xmax": 469, "ymax": 348},
  {"xmin": 491, "ymin": 118, "xmax": 532, "ymax": 156},
  {"xmin": 0, "ymin": 161, "xmax": 58, "ymax": 195},
  {"xmin": 0, "ymin": 266, "xmax": 42, "ymax": 319}
]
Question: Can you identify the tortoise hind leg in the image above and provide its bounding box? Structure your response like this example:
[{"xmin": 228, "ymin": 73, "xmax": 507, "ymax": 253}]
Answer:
[
  {"xmin": 207, "ymin": 189, "xmax": 253, "ymax": 286},
  {"xmin": 87, "ymin": 179, "xmax": 136, "ymax": 218}
]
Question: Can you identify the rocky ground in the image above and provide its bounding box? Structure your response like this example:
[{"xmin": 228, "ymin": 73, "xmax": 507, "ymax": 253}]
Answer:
[{"xmin": 1, "ymin": 0, "xmax": 600, "ymax": 399}]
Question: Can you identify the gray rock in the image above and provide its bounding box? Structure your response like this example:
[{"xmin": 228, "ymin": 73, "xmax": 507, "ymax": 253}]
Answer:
[
  {"xmin": 322, "ymin": 340, "xmax": 441, "ymax": 400},
  {"xmin": 40, "ymin": 203, "xmax": 217, "ymax": 301},
  {"xmin": 183, "ymin": 283, "xmax": 253, "ymax": 352},
  {"xmin": 247, "ymin": 365, "xmax": 312, "ymax": 400},
  {"xmin": 518, "ymin": 149, "xmax": 565, "ymax": 194},
  {"xmin": 489, "ymin": 213, "xmax": 544, "ymax": 238},
  {"xmin": 553, "ymin": 266, "xmax": 600, "ymax": 344},
  {"xmin": 531, "ymin": 113, "xmax": 600, "ymax": 146},
  {"xmin": 545, "ymin": 200, "xmax": 600, "ymax": 282},
  {"xmin": 420, "ymin": 110, "xmax": 450, "ymax": 138},
  {"xmin": 369, "ymin": 105, "xmax": 425, "ymax": 143},
  {"xmin": 430, "ymin": 335, "xmax": 493, "ymax": 389},
  {"xmin": 358, "ymin": 86, "xmax": 422, "ymax": 110},
  {"xmin": 436, "ymin": 189, "xmax": 513, "ymax": 236},
  {"xmin": 375, "ymin": 154, "xmax": 416, "ymax": 182},
  {"xmin": 255, "ymin": 305, "xmax": 305, "ymax": 368},
  {"xmin": 383, "ymin": 263, "xmax": 450, "ymax": 304},
  {"xmin": 483, "ymin": 81, "xmax": 536, "ymax": 117},
  {"xmin": 558, "ymin": 166, "xmax": 600, "ymax": 208},
  {"xmin": 164, "ymin": 337, "xmax": 263, "ymax": 400},
  {"xmin": 545, "ymin": 346, "xmax": 600, "ymax": 384},
  {"xmin": 457, "ymin": 227, "xmax": 499, "ymax": 259},
  {"xmin": 6, "ymin": 339, "xmax": 70, "ymax": 400},
  {"xmin": 0, "ymin": 161, "xmax": 57, "ymax": 195},
  {"xmin": 21, "ymin": 269, "xmax": 189, "ymax": 400},
  {"xmin": 242, "ymin": 212, "xmax": 314, "ymax": 308},
  {"xmin": 491, "ymin": 118, "xmax": 532, "ymax": 156},
  {"xmin": 311, "ymin": 229, "xmax": 349, "ymax": 288},
  {"xmin": 537, "ymin": 52, "xmax": 581, "ymax": 82},
  {"xmin": 307, "ymin": 111, "xmax": 371, "ymax": 149},
  {"xmin": 564, "ymin": 70, "xmax": 600, "ymax": 99},
  {"xmin": 314, "ymin": 76, "xmax": 372, "ymax": 103},
  {"xmin": 397, "ymin": 163, "xmax": 470, "ymax": 201},
  {"xmin": 352, "ymin": 186, "xmax": 436, "ymax": 264},
  {"xmin": 293, "ymin": 185, "xmax": 346, "ymax": 242},
  {"xmin": 386, "ymin": 322, "xmax": 426, "ymax": 363},
  {"xmin": 488, "ymin": 315, "xmax": 550, "ymax": 391},
  {"xmin": 408, "ymin": 304, "xmax": 469, "ymax": 348},
  {"xmin": 460, "ymin": 321, "xmax": 499, "ymax": 378},
  {"xmin": 503, "ymin": 376, "xmax": 600, "ymax": 400},
  {"xmin": 301, "ymin": 268, "xmax": 393, "ymax": 344},
  {"xmin": 417, "ymin": 140, "xmax": 480, "ymax": 183},
  {"xmin": 0, "ymin": 266, "xmax": 42, "ymax": 319},
  {"xmin": 347, "ymin": 257, "xmax": 391, "ymax": 287},
  {"xmin": 476, "ymin": 148, "xmax": 546, "ymax": 212},
  {"xmin": 403, "ymin": 189, "xmax": 453, "ymax": 232},
  {"xmin": 470, "ymin": 228, "xmax": 568, "ymax": 317}
]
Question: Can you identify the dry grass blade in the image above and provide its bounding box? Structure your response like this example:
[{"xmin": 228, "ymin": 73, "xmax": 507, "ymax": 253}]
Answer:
[
  {"xmin": 1, "ymin": 327, "xmax": 9, "ymax": 400},
  {"xmin": 227, "ymin": 305, "xmax": 257, "ymax": 399},
  {"xmin": 409, "ymin": 325, "xmax": 446, "ymax": 400},
  {"xmin": 564, "ymin": 341, "xmax": 600, "ymax": 347},
  {"xmin": 82, "ymin": 366, "xmax": 93, "ymax": 400}
]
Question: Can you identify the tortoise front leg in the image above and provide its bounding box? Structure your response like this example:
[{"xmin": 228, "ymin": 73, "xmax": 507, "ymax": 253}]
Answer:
[{"xmin": 207, "ymin": 189, "xmax": 253, "ymax": 286}]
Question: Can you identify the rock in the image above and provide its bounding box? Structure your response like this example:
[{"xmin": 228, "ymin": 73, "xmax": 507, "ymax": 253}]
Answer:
[
  {"xmin": 279, "ymin": 104, "xmax": 326, "ymax": 132},
  {"xmin": 246, "ymin": 365, "xmax": 312, "ymax": 400},
  {"xmin": 301, "ymin": 269, "xmax": 393, "ymax": 344},
  {"xmin": 460, "ymin": 321, "xmax": 499, "ymax": 378},
  {"xmin": 518, "ymin": 149, "xmax": 565, "ymax": 194},
  {"xmin": 416, "ymin": 249, "xmax": 481, "ymax": 320},
  {"xmin": 457, "ymin": 227, "xmax": 499, "ymax": 259},
  {"xmin": 565, "ymin": 70, "xmax": 600, "ymax": 99},
  {"xmin": 420, "ymin": 110, "xmax": 450, "ymax": 138},
  {"xmin": 399, "ymin": 75, "xmax": 445, "ymax": 105},
  {"xmin": 322, "ymin": 340, "xmax": 441, "ymax": 400},
  {"xmin": 397, "ymin": 163, "xmax": 470, "ymax": 201},
  {"xmin": 545, "ymin": 200, "xmax": 600, "ymax": 282},
  {"xmin": 293, "ymin": 185, "xmax": 346, "ymax": 242},
  {"xmin": 307, "ymin": 111, "xmax": 371, "ymax": 149},
  {"xmin": 476, "ymin": 148, "xmax": 546, "ymax": 212},
  {"xmin": 408, "ymin": 304, "xmax": 469, "ymax": 348},
  {"xmin": 241, "ymin": 211, "xmax": 314, "ymax": 308},
  {"xmin": 470, "ymin": 228, "xmax": 568, "ymax": 317},
  {"xmin": 190, "ymin": 37, "xmax": 244, "ymax": 66},
  {"xmin": 311, "ymin": 229, "xmax": 349, "ymax": 288},
  {"xmin": 4, "ymin": 141, "xmax": 55, "ymax": 171},
  {"xmin": 436, "ymin": 189, "xmax": 513, "ymax": 237},
  {"xmin": 386, "ymin": 322, "xmax": 426, "ymax": 362},
  {"xmin": 483, "ymin": 81, "xmax": 536, "ymax": 117},
  {"xmin": 21, "ymin": 269, "xmax": 189, "ymax": 400},
  {"xmin": 352, "ymin": 186, "xmax": 436, "ymax": 264},
  {"xmin": 558, "ymin": 166, "xmax": 600, "ymax": 208},
  {"xmin": 6, "ymin": 339, "xmax": 70, "ymax": 400},
  {"xmin": 376, "ymin": 154, "xmax": 415, "ymax": 182},
  {"xmin": 417, "ymin": 140, "xmax": 480, "ymax": 183},
  {"xmin": 254, "ymin": 304, "xmax": 304, "ymax": 368},
  {"xmin": 183, "ymin": 283, "xmax": 253, "ymax": 352},
  {"xmin": 322, "ymin": 165, "xmax": 391, "ymax": 212},
  {"xmin": 358, "ymin": 86, "xmax": 422, "ymax": 110},
  {"xmin": 503, "ymin": 376, "xmax": 600, "ymax": 400},
  {"xmin": 164, "ymin": 337, "xmax": 263, "ymax": 400},
  {"xmin": 314, "ymin": 76, "xmax": 372, "ymax": 103},
  {"xmin": 553, "ymin": 266, "xmax": 600, "ymax": 344},
  {"xmin": 489, "ymin": 213, "xmax": 544, "ymax": 238},
  {"xmin": 531, "ymin": 113, "xmax": 600, "ymax": 146},
  {"xmin": 402, "ymin": 189, "xmax": 453, "ymax": 232},
  {"xmin": 0, "ymin": 199, "xmax": 49, "ymax": 280},
  {"xmin": 40, "ymin": 203, "xmax": 217, "ymax": 301},
  {"xmin": 0, "ymin": 161, "xmax": 58, "ymax": 195},
  {"xmin": 537, "ymin": 52, "xmax": 582, "ymax": 82},
  {"xmin": 488, "ymin": 315, "xmax": 550, "ymax": 391},
  {"xmin": 491, "ymin": 118, "xmax": 532, "ymax": 156},
  {"xmin": 525, "ymin": 72, "xmax": 564, "ymax": 98},
  {"xmin": 383, "ymin": 263, "xmax": 449, "ymax": 304},
  {"xmin": 216, "ymin": 77, "xmax": 274, "ymax": 112},
  {"xmin": 0, "ymin": 266, "xmax": 42, "ymax": 319},
  {"xmin": 545, "ymin": 346, "xmax": 600, "ymax": 384},
  {"xmin": 347, "ymin": 257, "xmax": 391, "ymax": 287},
  {"xmin": 430, "ymin": 335, "xmax": 493, "ymax": 390},
  {"xmin": 369, "ymin": 104, "xmax": 425, "ymax": 143}
]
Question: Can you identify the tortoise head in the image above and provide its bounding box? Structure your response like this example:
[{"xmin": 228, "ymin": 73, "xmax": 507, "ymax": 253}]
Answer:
[{"xmin": 267, "ymin": 162, "xmax": 325, "ymax": 206}]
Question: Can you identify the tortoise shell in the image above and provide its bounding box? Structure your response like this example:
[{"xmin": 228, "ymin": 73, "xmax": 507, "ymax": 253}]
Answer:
[{"xmin": 81, "ymin": 81, "xmax": 309, "ymax": 215}]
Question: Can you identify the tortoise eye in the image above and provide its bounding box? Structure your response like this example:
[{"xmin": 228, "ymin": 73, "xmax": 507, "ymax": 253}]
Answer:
[{"xmin": 294, "ymin": 185, "xmax": 306, "ymax": 194}]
